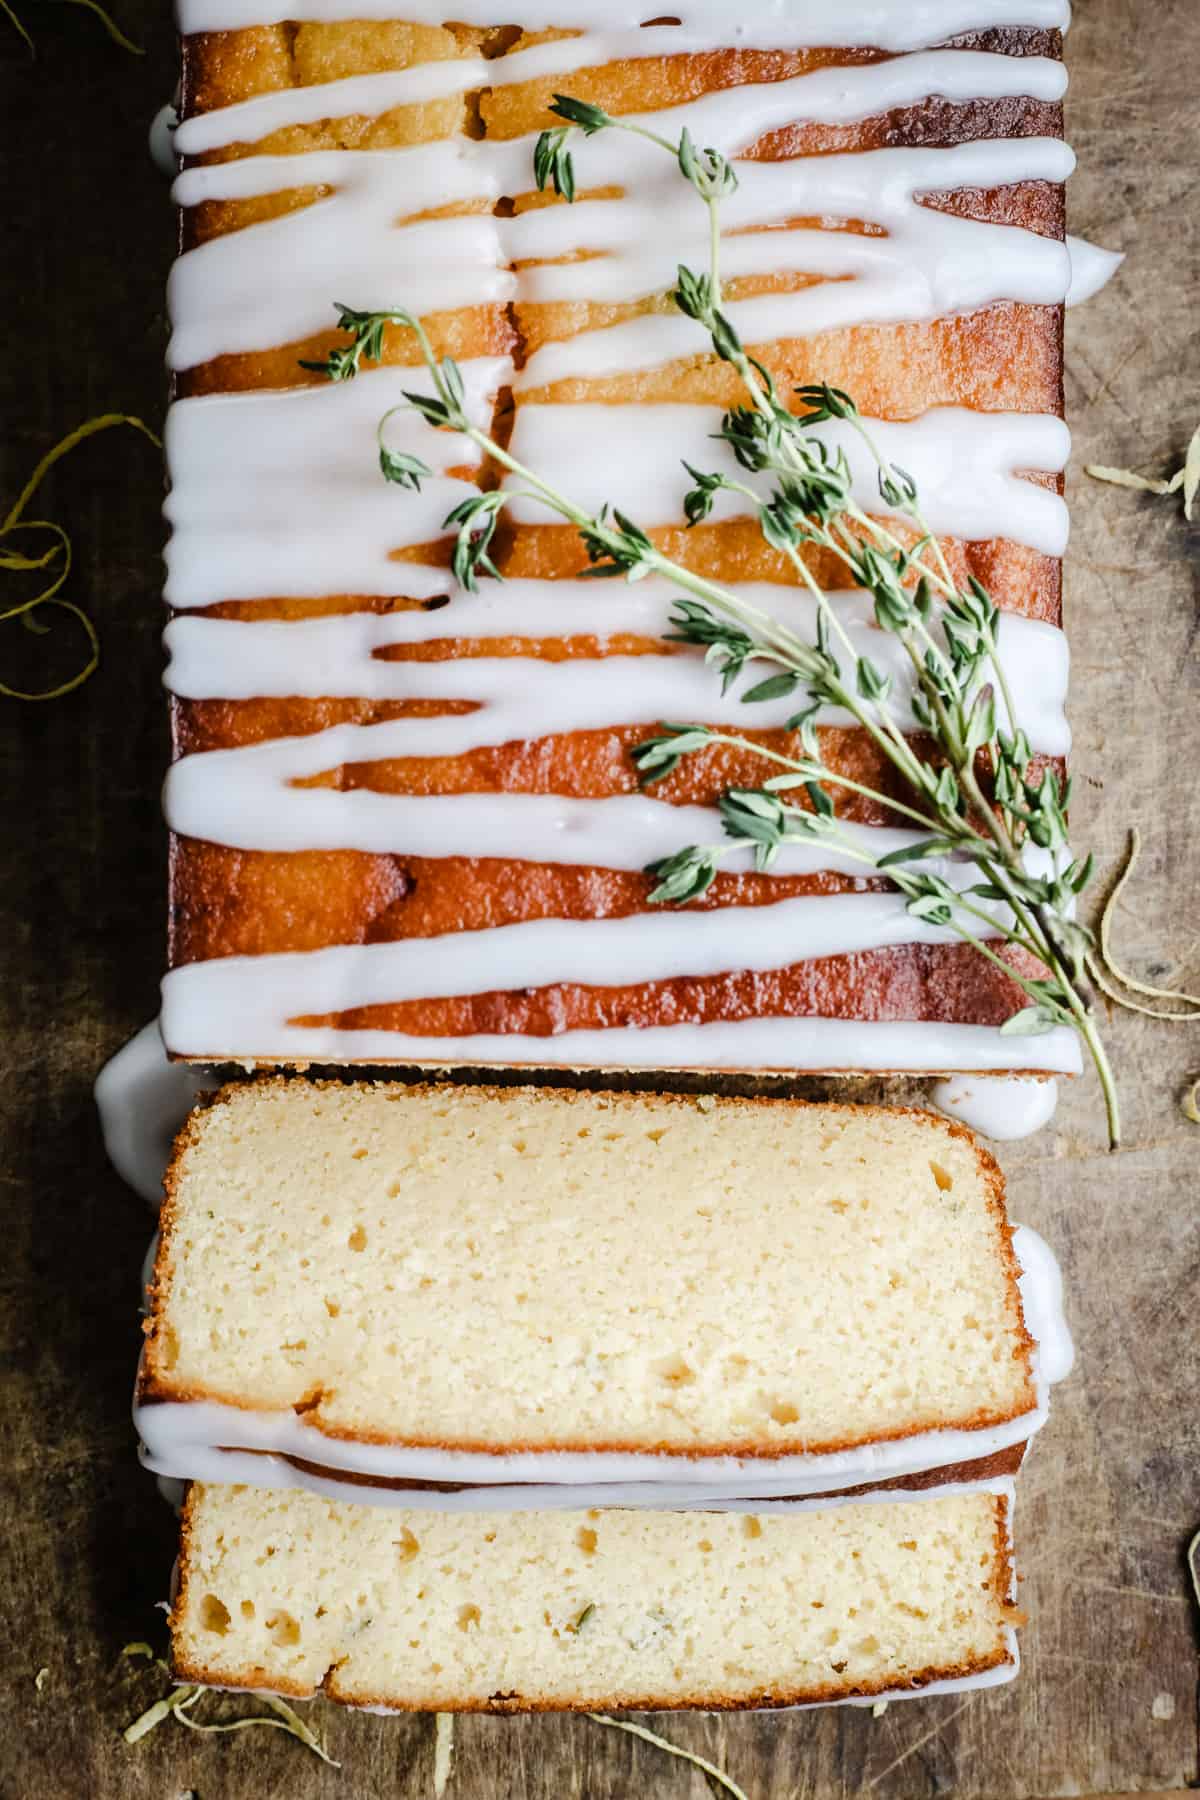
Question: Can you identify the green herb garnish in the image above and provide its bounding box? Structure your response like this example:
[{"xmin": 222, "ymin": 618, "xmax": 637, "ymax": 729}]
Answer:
[{"xmin": 301, "ymin": 103, "xmax": 1198, "ymax": 1151}]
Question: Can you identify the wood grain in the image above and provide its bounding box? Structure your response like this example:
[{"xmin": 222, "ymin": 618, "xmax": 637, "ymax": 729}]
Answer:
[{"xmin": 0, "ymin": 1, "xmax": 1197, "ymax": 1794}]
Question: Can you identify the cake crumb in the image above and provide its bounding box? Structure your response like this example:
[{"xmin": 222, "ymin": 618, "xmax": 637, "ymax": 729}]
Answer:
[
  {"xmin": 872, "ymin": 1700, "xmax": 888, "ymax": 1717},
  {"xmin": 1151, "ymin": 1692, "xmax": 1176, "ymax": 1721}
]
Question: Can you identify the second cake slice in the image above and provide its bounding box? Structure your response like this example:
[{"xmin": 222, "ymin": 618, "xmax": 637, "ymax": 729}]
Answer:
[{"xmin": 137, "ymin": 1080, "xmax": 1070, "ymax": 1500}]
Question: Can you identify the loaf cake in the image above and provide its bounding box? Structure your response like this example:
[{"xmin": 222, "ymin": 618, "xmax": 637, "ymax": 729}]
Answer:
[
  {"xmin": 171, "ymin": 1479, "xmax": 1024, "ymax": 1711},
  {"xmin": 159, "ymin": 0, "xmax": 1082, "ymax": 1080},
  {"xmin": 137, "ymin": 1080, "xmax": 1073, "ymax": 1500}
]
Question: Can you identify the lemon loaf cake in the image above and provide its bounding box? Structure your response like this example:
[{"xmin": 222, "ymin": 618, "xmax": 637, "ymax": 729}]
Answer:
[
  {"xmin": 137, "ymin": 1080, "xmax": 1072, "ymax": 1501},
  {"xmin": 171, "ymin": 1479, "xmax": 1024, "ymax": 1711},
  {"xmin": 159, "ymin": 0, "xmax": 1082, "ymax": 1085}
]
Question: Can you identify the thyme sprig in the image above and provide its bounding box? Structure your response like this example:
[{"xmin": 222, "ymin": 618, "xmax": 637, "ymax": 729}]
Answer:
[{"xmin": 304, "ymin": 106, "xmax": 1139, "ymax": 1144}]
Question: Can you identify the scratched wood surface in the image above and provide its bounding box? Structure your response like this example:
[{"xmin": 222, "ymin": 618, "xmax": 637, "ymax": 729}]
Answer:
[{"xmin": 1, "ymin": 1, "xmax": 1198, "ymax": 1795}]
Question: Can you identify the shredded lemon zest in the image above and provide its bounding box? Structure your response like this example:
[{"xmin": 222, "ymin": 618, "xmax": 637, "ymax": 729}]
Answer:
[
  {"xmin": 1183, "ymin": 425, "xmax": 1200, "ymax": 522},
  {"xmin": 120, "ymin": 1648, "xmax": 339, "ymax": 1767},
  {"xmin": 1182, "ymin": 1081, "xmax": 1200, "ymax": 1126},
  {"xmin": 2, "ymin": 0, "xmax": 142, "ymax": 51},
  {"xmin": 1, "ymin": 414, "xmax": 159, "ymax": 701},
  {"xmin": 433, "ymin": 1712, "xmax": 455, "ymax": 1796},
  {"xmin": 1188, "ymin": 1528, "xmax": 1200, "ymax": 1607},
  {"xmin": 45, "ymin": 0, "xmax": 143, "ymax": 51},
  {"xmin": 1089, "ymin": 828, "xmax": 1200, "ymax": 1018},
  {"xmin": 1086, "ymin": 424, "xmax": 1200, "ymax": 522},
  {"xmin": 34, "ymin": 1667, "xmax": 49, "ymax": 1692},
  {"xmin": 0, "ymin": 0, "xmax": 33, "ymax": 52},
  {"xmin": 1084, "ymin": 464, "xmax": 1174, "ymax": 497},
  {"xmin": 587, "ymin": 1715, "xmax": 751, "ymax": 1800}
]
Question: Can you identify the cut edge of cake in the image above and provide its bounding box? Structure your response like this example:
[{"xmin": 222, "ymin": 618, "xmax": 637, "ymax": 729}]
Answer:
[
  {"xmin": 169, "ymin": 1478, "xmax": 1023, "ymax": 1714},
  {"xmin": 135, "ymin": 1078, "xmax": 1072, "ymax": 1492}
]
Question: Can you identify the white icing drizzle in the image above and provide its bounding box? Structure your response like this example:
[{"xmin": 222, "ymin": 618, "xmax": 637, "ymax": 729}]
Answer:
[
  {"xmin": 174, "ymin": 56, "xmax": 493, "ymax": 157},
  {"xmin": 175, "ymin": 18, "xmax": 1063, "ymax": 157},
  {"xmin": 160, "ymin": 15, "xmax": 1078, "ymax": 1076},
  {"xmin": 138, "ymin": 1224, "xmax": 1067, "ymax": 1494},
  {"xmin": 162, "ymin": 768, "xmax": 930, "ymax": 870},
  {"xmin": 164, "ymin": 620, "xmax": 1064, "ymax": 771},
  {"xmin": 168, "ymin": 145, "xmax": 511, "ymax": 370},
  {"xmin": 157, "ymin": 987, "xmax": 1084, "ymax": 1072},
  {"xmin": 163, "ymin": 571, "xmax": 1065, "ymax": 678},
  {"xmin": 1065, "ymin": 234, "xmax": 1124, "ymax": 307},
  {"xmin": 162, "ymin": 776, "xmax": 1049, "ymax": 883},
  {"xmin": 176, "ymin": 0, "xmax": 1070, "ymax": 44},
  {"xmin": 508, "ymin": 404, "xmax": 1070, "ymax": 555},
  {"xmin": 94, "ymin": 1021, "xmax": 214, "ymax": 1206},
  {"xmin": 159, "ymin": 893, "xmax": 1004, "ymax": 1019},
  {"xmin": 168, "ymin": 57, "xmax": 1069, "ymax": 374},
  {"xmin": 163, "ymin": 360, "xmax": 509, "ymax": 609},
  {"xmin": 932, "ymin": 1073, "xmax": 1060, "ymax": 1140},
  {"xmin": 512, "ymin": 138, "xmax": 1074, "ymax": 390}
]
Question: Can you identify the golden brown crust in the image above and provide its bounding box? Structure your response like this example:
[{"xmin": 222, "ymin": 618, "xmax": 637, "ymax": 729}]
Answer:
[
  {"xmin": 141, "ymin": 1076, "xmax": 1037, "ymax": 1448},
  {"xmin": 168, "ymin": 28, "xmax": 1067, "ymax": 1059}
]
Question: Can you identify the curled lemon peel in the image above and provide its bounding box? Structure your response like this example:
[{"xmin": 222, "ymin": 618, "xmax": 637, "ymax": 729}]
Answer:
[
  {"xmin": 120, "ymin": 1644, "xmax": 339, "ymax": 1767},
  {"xmin": 1086, "ymin": 423, "xmax": 1200, "ymax": 522},
  {"xmin": 2, "ymin": 414, "xmax": 159, "ymax": 701},
  {"xmin": 2, "ymin": 0, "xmax": 142, "ymax": 53},
  {"xmin": 433, "ymin": 1712, "xmax": 455, "ymax": 1796},
  {"xmin": 587, "ymin": 1715, "xmax": 751, "ymax": 1800},
  {"xmin": 1088, "ymin": 828, "xmax": 1200, "ymax": 1020}
]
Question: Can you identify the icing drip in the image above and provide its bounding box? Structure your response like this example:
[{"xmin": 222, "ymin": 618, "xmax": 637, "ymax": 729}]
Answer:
[
  {"xmin": 169, "ymin": 145, "xmax": 510, "ymax": 370},
  {"xmin": 512, "ymin": 139, "xmax": 1074, "ymax": 389},
  {"xmin": 1065, "ymin": 235, "xmax": 1124, "ymax": 307},
  {"xmin": 149, "ymin": 102, "xmax": 179, "ymax": 178},
  {"xmin": 1013, "ymin": 1223, "xmax": 1074, "ymax": 1383},
  {"xmin": 169, "ymin": 60, "xmax": 1071, "ymax": 376},
  {"xmin": 163, "ymin": 361, "xmax": 509, "ymax": 609},
  {"xmin": 156, "ymin": 995, "xmax": 1084, "ymax": 1072},
  {"xmin": 164, "ymin": 393, "xmax": 1070, "ymax": 617},
  {"xmin": 160, "ymin": 893, "xmax": 1014, "ymax": 1020},
  {"xmin": 507, "ymin": 404, "xmax": 1070, "ymax": 556},
  {"xmin": 932, "ymin": 1073, "xmax": 1060, "ymax": 1141},
  {"xmin": 176, "ymin": 0, "xmax": 1071, "ymax": 44},
  {"xmin": 94, "ymin": 1022, "xmax": 214, "ymax": 1205}
]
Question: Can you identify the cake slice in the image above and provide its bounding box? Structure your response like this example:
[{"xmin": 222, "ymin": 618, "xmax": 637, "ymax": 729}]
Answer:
[
  {"xmin": 137, "ymin": 1080, "xmax": 1072, "ymax": 1499},
  {"xmin": 171, "ymin": 1480, "xmax": 1023, "ymax": 1712}
]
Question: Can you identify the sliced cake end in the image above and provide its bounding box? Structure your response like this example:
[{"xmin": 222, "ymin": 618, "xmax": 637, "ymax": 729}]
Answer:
[{"xmin": 172, "ymin": 1481, "xmax": 1021, "ymax": 1713}]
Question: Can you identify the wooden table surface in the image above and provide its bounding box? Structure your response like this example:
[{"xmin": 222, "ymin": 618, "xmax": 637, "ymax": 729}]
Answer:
[{"xmin": 1, "ymin": 1, "xmax": 1197, "ymax": 1794}]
